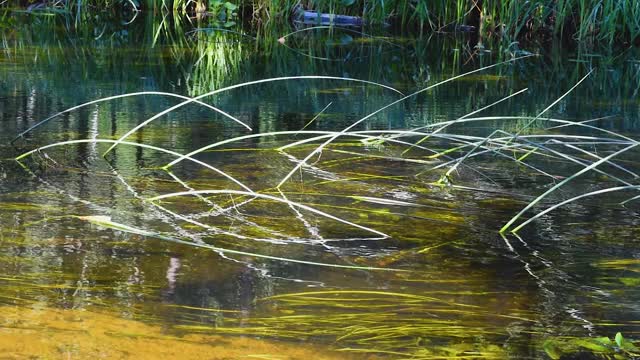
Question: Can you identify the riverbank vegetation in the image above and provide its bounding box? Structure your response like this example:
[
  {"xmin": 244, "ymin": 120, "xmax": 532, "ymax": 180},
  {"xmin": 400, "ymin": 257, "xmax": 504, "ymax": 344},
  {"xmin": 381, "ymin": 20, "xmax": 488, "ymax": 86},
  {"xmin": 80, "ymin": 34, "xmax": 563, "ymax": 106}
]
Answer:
[{"xmin": 2, "ymin": 0, "xmax": 640, "ymax": 47}]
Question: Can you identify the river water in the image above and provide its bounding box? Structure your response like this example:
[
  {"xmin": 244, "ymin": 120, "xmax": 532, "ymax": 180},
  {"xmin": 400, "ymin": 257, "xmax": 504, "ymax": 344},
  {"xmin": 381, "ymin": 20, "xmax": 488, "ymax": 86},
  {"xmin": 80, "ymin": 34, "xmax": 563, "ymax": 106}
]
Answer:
[{"xmin": 1, "ymin": 13, "xmax": 640, "ymax": 359}]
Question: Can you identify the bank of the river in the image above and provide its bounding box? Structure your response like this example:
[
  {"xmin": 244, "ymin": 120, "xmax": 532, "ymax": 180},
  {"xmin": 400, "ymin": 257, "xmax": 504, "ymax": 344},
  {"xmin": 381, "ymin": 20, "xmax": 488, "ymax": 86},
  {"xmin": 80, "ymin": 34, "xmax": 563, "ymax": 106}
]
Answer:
[{"xmin": 2, "ymin": 0, "xmax": 640, "ymax": 48}]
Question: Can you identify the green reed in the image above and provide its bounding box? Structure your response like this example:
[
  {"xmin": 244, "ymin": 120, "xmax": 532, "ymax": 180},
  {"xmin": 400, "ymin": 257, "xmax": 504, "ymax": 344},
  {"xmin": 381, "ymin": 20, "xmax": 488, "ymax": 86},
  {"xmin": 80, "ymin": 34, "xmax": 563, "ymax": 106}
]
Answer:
[{"xmin": 4, "ymin": 0, "xmax": 639, "ymax": 46}]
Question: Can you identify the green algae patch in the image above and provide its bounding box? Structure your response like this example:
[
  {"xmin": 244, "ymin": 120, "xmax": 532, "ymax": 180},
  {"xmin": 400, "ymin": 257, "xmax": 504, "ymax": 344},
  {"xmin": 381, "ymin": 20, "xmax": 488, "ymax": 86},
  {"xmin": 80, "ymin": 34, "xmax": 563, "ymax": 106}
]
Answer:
[{"xmin": 0, "ymin": 305, "xmax": 368, "ymax": 360}]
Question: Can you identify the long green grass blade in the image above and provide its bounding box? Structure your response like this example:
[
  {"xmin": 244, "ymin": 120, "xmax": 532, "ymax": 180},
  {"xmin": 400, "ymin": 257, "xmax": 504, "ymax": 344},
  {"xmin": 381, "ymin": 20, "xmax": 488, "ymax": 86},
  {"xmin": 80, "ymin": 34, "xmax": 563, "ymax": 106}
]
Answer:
[
  {"xmin": 513, "ymin": 69, "xmax": 594, "ymax": 137},
  {"xmin": 501, "ymin": 143, "xmax": 639, "ymax": 234},
  {"xmin": 511, "ymin": 185, "xmax": 640, "ymax": 233}
]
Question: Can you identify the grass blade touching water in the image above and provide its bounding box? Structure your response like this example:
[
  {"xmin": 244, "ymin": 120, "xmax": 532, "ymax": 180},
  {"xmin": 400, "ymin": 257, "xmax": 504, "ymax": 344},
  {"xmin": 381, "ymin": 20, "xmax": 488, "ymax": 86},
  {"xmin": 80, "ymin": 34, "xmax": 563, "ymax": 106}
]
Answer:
[
  {"xmin": 511, "ymin": 185, "xmax": 640, "ymax": 233},
  {"xmin": 501, "ymin": 143, "xmax": 639, "ymax": 234}
]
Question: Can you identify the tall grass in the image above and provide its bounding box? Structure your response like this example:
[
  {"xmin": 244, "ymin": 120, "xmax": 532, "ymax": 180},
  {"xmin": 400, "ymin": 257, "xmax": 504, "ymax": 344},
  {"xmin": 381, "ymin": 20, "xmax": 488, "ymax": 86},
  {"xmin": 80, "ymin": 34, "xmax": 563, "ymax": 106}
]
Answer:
[{"xmin": 4, "ymin": 0, "xmax": 639, "ymax": 46}]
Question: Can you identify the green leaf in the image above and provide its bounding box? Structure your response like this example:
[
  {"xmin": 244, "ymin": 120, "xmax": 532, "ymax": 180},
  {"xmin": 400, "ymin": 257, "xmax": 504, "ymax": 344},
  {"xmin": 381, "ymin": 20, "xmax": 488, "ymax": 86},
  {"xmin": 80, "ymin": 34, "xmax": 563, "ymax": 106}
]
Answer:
[
  {"xmin": 574, "ymin": 338, "xmax": 613, "ymax": 352},
  {"xmin": 341, "ymin": 0, "xmax": 356, "ymax": 5},
  {"xmin": 615, "ymin": 333, "xmax": 640, "ymax": 353},
  {"xmin": 543, "ymin": 340, "xmax": 562, "ymax": 360},
  {"xmin": 593, "ymin": 337, "xmax": 614, "ymax": 346},
  {"xmin": 224, "ymin": 2, "xmax": 238, "ymax": 10}
]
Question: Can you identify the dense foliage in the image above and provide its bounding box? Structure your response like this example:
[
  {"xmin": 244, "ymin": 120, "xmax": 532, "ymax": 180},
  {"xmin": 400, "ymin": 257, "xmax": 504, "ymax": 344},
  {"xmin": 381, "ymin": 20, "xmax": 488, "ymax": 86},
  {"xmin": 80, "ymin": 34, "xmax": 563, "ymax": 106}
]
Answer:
[{"xmin": 2, "ymin": 0, "xmax": 640, "ymax": 46}]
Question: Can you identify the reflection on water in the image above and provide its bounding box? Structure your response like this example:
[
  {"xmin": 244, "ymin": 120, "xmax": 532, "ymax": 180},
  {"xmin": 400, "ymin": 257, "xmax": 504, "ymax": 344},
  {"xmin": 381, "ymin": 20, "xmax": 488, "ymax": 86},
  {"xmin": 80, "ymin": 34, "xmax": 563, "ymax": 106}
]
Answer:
[{"xmin": 1, "ymin": 11, "xmax": 640, "ymax": 359}]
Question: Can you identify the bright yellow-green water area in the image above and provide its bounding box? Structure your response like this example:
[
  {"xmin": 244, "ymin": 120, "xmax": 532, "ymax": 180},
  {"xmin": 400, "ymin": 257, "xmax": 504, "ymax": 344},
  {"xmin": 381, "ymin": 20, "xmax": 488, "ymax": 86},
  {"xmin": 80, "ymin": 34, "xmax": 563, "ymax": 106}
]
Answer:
[{"xmin": 0, "ymin": 306, "xmax": 366, "ymax": 359}]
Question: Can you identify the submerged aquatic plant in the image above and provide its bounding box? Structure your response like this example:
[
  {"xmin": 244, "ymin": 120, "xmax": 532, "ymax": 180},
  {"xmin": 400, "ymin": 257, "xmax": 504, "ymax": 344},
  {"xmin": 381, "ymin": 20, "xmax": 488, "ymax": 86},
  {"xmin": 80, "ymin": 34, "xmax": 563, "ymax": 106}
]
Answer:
[{"xmin": 543, "ymin": 332, "xmax": 640, "ymax": 359}]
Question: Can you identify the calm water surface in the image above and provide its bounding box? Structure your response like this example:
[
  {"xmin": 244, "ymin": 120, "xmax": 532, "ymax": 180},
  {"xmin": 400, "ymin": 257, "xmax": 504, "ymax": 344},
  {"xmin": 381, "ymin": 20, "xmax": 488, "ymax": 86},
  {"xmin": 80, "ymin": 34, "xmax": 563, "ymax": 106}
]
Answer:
[{"xmin": 1, "ymin": 13, "xmax": 640, "ymax": 359}]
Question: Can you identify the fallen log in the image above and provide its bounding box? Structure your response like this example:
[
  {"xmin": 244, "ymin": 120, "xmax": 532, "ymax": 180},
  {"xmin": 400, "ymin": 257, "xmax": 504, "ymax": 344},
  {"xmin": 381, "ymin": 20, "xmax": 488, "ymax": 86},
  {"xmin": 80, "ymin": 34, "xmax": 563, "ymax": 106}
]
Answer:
[{"xmin": 297, "ymin": 11, "xmax": 363, "ymax": 27}]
